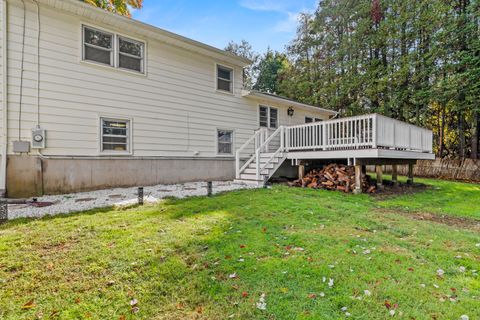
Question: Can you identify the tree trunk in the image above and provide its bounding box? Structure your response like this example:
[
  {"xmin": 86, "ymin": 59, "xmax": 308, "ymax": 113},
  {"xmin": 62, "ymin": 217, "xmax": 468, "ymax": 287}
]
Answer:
[
  {"xmin": 439, "ymin": 104, "xmax": 446, "ymax": 158},
  {"xmin": 471, "ymin": 110, "xmax": 479, "ymax": 159},
  {"xmin": 458, "ymin": 111, "xmax": 465, "ymax": 158}
]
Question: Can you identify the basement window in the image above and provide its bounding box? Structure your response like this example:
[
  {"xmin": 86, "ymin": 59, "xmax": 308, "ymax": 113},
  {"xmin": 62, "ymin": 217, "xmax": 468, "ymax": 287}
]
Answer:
[
  {"xmin": 217, "ymin": 129, "xmax": 234, "ymax": 155},
  {"xmin": 217, "ymin": 65, "xmax": 233, "ymax": 93},
  {"xmin": 83, "ymin": 26, "xmax": 114, "ymax": 66},
  {"xmin": 259, "ymin": 105, "xmax": 278, "ymax": 129},
  {"xmin": 101, "ymin": 118, "xmax": 130, "ymax": 153}
]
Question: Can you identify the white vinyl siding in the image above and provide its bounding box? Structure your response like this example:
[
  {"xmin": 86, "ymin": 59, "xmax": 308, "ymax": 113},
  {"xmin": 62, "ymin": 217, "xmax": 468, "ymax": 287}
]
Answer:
[{"xmin": 5, "ymin": 1, "xmax": 331, "ymax": 157}]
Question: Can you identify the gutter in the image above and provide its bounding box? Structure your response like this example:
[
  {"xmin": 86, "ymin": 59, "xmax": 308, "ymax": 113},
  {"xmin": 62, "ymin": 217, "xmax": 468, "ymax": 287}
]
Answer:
[
  {"xmin": 0, "ymin": 0, "xmax": 8, "ymax": 196},
  {"xmin": 242, "ymin": 90, "xmax": 338, "ymax": 116}
]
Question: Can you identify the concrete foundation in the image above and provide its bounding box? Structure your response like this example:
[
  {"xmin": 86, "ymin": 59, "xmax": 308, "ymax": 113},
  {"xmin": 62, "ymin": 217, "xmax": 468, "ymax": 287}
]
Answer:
[{"xmin": 6, "ymin": 155, "xmax": 235, "ymax": 198}]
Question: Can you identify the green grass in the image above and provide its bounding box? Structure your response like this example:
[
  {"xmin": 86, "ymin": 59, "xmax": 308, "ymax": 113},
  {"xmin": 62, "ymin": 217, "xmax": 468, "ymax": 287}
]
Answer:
[{"xmin": 0, "ymin": 177, "xmax": 479, "ymax": 319}]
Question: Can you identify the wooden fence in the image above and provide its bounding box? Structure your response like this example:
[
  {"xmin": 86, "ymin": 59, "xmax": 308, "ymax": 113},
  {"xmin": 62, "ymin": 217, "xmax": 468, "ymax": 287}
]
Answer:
[{"xmin": 379, "ymin": 158, "xmax": 480, "ymax": 182}]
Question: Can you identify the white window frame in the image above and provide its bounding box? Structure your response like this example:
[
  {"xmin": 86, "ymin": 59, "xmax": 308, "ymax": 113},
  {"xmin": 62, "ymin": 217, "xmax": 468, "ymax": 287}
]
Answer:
[
  {"xmin": 117, "ymin": 35, "xmax": 145, "ymax": 74},
  {"xmin": 82, "ymin": 25, "xmax": 114, "ymax": 67},
  {"xmin": 215, "ymin": 64, "xmax": 234, "ymax": 94},
  {"xmin": 99, "ymin": 117, "xmax": 132, "ymax": 155},
  {"xmin": 258, "ymin": 105, "xmax": 278, "ymax": 129},
  {"xmin": 81, "ymin": 24, "xmax": 147, "ymax": 76},
  {"xmin": 305, "ymin": 116, "xmax": 323, "ymax": 123},
  {"xmin": 216, "ymin": 128, "xmax": 235, "ymax": 156}
]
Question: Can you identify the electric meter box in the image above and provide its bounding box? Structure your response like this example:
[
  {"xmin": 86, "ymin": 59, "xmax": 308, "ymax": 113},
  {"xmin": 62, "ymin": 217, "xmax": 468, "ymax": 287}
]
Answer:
[{"xmin": 31, "ymin": 128, "xmax": 46, "ymax": 149}]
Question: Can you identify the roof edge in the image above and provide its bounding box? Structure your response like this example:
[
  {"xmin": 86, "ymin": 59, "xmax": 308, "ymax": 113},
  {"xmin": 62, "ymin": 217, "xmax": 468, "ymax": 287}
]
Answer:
[
  {"xmin": 40, "ymin": 0, "xmax": 252, "ymax": 67},
  {"xmin": 242, "ymin": 90, "xmax": 338, "ymax": 116}
]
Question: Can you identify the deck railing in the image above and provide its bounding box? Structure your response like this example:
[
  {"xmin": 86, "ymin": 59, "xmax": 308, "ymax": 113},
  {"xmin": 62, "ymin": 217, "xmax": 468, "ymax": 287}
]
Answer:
[{"xmin": 285, "ymin": 114, "xmax": 432, "ymax": 153}]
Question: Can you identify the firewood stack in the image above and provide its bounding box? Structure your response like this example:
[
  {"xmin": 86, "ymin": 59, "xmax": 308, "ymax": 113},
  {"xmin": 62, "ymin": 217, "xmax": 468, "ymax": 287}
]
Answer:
[{"xmin": 288, "ymin": 164, "xmax": 376, "ymax": 193}]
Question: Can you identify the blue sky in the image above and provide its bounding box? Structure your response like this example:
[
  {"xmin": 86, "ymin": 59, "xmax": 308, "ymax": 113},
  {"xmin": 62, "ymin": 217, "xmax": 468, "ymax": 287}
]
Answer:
[{"xmin": 132, "ymin": 0, "xmax": 318, "ymax": 53}]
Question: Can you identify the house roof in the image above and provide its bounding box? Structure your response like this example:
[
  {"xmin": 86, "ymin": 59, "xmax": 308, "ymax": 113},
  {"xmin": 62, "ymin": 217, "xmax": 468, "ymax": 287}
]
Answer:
[
  {"xmin": 242, "ymin": 90, "xmax": 338, "ymax": 116},
  {"xmin": 37, "ymin": 0, "xmax": 252, "ymax": 67}
]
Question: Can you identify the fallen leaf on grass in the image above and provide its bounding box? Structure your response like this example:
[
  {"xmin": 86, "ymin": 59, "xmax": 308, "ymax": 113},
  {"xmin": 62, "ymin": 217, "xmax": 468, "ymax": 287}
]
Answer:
[
  {"xmin": 308, "ymin": 293, "xmax": 316, "ymax": 299},
  {"xmin": 256, "ymin": 293, "xmax": 267, "ymax": 311},
  {"xmin": 328, "ymin": 278, "xmax": 334, "ymax": 288},
  {"xmin": 22, "ymin": 300, "xmax": 35, "ymax": 309},
  {"xmin": 384, "ymin": 300, "xmax": 391, "ymax": 309},
  {"xmin": 130, "ymin": 299, "xmax": 138, "ymax": 306},
  {"xmin": 242, "ymin": 292, "xmax": 248, "ymax": 298},
  {"xmin": 229, "ymin": 273, "xmax": 238, "ymax": 279},
  {"xmin": 131, "ymin": 307, "xmax": 140, "ymax": 314}
]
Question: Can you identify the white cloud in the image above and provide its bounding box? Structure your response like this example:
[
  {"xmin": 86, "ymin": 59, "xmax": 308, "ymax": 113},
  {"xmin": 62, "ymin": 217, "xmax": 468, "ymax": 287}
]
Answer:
[
  {"xmin": 240, "ymin": 0, "xmax": 317, "ymax": 33},
  {"xmin": 239, "ymin": 0, "xmax": 292, "ymax": 12},
  {"xmin": 273, "ymin": 11, "xmax": 301, "ymax": 33}
]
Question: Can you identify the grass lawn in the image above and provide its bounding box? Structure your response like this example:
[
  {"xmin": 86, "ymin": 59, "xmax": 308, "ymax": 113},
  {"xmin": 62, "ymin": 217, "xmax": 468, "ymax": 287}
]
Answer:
[{"xmin": 0, "ymin": 177, "xmax": 479, "ymax": 319}]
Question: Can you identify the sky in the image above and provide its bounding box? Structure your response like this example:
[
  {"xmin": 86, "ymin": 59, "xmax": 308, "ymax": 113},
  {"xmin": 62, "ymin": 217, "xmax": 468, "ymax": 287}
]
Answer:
[{"xmin": 132, "ymin": 0, "xmax": 318, "ymax": 54}]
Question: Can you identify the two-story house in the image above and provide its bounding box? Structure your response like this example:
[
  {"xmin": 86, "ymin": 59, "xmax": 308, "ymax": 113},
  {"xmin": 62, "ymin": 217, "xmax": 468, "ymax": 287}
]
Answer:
[{"xmin": 0, "ymin": 0, "xmax": 337, "ymax": 197}]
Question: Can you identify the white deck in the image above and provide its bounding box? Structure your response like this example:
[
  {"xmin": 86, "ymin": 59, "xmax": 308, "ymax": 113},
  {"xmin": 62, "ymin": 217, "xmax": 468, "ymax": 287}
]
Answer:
[{"xmin": 235, "ymin": 114, "xmax": 435, "ymax": 183}]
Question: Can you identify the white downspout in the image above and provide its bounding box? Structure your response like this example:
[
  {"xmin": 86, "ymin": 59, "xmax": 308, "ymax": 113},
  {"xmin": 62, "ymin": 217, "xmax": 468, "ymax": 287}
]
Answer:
[{"xmin": 1, "ymin": 0, "xmax": 8, "ymax": 196}]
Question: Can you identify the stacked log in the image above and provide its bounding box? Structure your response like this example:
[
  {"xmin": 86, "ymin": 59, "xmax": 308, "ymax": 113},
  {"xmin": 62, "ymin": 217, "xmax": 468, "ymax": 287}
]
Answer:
[{"xmin": 288, "ymin": 164, "xmax": 376, "ymax": 193}]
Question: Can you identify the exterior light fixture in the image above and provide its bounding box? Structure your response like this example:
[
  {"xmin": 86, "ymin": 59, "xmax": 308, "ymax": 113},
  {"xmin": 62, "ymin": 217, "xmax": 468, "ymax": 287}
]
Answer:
[{"xmin": 287, "ymin": 107, "xmax": 294, "ymax": 117}]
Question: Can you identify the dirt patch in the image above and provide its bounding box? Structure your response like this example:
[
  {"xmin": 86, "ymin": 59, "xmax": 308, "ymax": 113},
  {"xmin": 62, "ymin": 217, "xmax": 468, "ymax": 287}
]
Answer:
[
  {"xmin": 371, "ymin": 181, "xmax": 429, "ymax": 200},
  {"xmin": 378, "ymin": 209, "xmax": 480, "ymax": 231}
]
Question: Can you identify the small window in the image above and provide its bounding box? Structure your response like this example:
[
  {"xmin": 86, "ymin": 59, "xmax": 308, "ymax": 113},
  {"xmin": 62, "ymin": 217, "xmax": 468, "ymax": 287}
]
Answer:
[
  {"xmin": 217, "ymin": 65, "xmax": 233, "ymax": 93},
  {"xmin": 217, "ymin": 129, "xmax": 233, "ymax": 154},
  {"xmin": 83, "ymin": 26, "xmax": 114, "ymax": 66},
  {"xmin": 259, "ymin": 105, "xmax": 278, "ymax": 129},
  {"xmin": 305, "ymin": 117, "xmax": 322, "ymax": 123},
  {"xmin": 259, "ymin": 106, "xmax": 269, "ymax": 127},
  {"xmin": 118, "ymin": 36, "xmax": 144, "ymax": 73},
  {"xmin": 101, "ymin": 118, "xmax": 130, "ymax": 153}
]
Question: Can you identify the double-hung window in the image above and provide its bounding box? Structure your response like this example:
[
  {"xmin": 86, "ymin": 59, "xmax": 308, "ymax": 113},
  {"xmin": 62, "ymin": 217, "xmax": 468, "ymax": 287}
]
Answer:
[
  {"xmin": 82, "ymin": 25, "xmax": 145, "ymax": 74},
  {"xmin": 217, "ymin": 129, "xmax": 234, "ymax": 155},
  {"xmin": 259, "ymin": 105, "xmax": 278, "ymax": 129},
  {"xmin": 83, "ymin": 26, "xmax": 114, "ymax": 67},
  {"xmin": 118, "ymin": 36, "xmax": 144, "ymax": 73},
  {"xmin": 217, "ymin": 65, "xmax": 233, "ymax": 93},
  {"xmin": 101, "ymin": 118, "xmax": 130, "ymax": 153}
]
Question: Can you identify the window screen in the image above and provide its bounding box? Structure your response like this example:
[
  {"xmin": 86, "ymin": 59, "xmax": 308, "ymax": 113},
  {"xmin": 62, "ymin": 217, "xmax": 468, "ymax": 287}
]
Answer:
[
  {"xmin": 217, "ymin": 130, "xmax": 233, "ymax": 154},
  {"xmin": 83, "ymin": 26, "xmax": 113, "ymax": 66},
  {"xmin": 101, "ymin": 118, "xmax": 130, "ymax": 152}
]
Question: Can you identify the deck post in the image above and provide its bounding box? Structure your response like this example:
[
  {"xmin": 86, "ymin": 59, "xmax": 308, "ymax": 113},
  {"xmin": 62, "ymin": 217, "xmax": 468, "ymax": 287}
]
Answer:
[
  {"xmin": 407, "ymin": 163, "xmax": 414, "ymax": 185},
  {"xmin": 298, "ymin": 162, "xmax": 305, "ymax": 180},
  {"xmin": 375, "ymin": 165, "xmax": 384, "ymax": 190},
  {"xmin": 392, "ymin": 165, "xmax": 398, "ymax": 186},
  {"xmin": 354, "ymin": 164, "xmax": 362, "ymax": 194}
]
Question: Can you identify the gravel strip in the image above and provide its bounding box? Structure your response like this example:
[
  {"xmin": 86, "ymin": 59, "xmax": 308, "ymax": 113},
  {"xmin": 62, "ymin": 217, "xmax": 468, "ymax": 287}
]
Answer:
[{"xmin": 7, "ymin": 181, "xmax": 258, "ymax": 220}]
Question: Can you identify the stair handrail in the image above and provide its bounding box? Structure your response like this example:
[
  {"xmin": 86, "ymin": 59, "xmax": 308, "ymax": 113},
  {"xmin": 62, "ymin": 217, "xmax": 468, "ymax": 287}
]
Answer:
[
  {"xmin": 255, "ymin": 126, "xmax": 285, "ymax": 180},
  {"xmin": 235, "ymin": 129, "xmax": 267, "ymax": 179}
]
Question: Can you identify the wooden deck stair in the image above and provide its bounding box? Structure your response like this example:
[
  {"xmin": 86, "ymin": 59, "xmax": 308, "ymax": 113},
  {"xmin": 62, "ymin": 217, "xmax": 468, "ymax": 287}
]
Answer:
[{"xmin": 235, "ymin": 152, "xmax": 286, "ymax": 184}]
